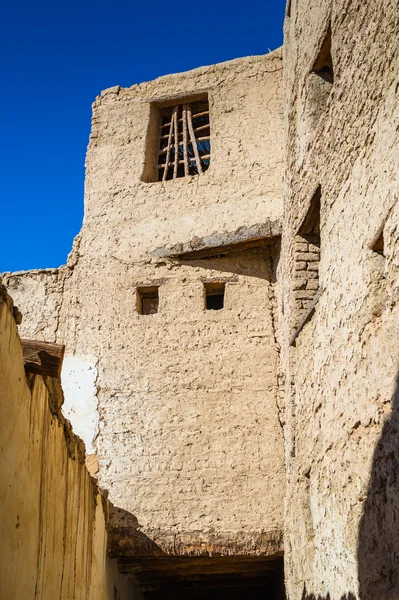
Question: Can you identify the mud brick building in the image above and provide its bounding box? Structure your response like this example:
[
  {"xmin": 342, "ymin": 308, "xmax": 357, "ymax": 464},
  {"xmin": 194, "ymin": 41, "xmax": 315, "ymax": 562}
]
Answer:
[{"xmin": 2, "ymin": 0, "xmax": 399, "ymax": 598}]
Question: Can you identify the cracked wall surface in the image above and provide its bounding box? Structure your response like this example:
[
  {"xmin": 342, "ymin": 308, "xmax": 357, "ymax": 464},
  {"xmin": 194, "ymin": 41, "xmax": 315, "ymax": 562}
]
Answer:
[
  {"xmin": 4, "ymin": 51, "xmax": 286, "ymax": 556},
  {"xmin": 282, "ymin": 1, "xmax": 399, "ymax": 598}
]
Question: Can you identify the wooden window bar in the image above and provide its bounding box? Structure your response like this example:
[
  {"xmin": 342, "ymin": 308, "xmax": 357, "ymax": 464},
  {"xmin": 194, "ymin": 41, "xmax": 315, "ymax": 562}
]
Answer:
[
  {"xmin": 157, "ymin": 154, "xmax": 210, "ymax": 169},
  {"xmin": 160, "ymin": 123, "xmax": 210, "ymax": 139},
  {"xmin": 159, "ymin": 110, "xmax": 210, "ymax": 129},
  {"xmin": 158, "ymin": 100, "xmax": 210, "ymax": 181},
  {"xmin": 157, "ymin": 138, "xmax": 210, "ymax": 155},
  {"xmin": 160, "ymin": 127, "xmax": 210, "ymax": 140}
]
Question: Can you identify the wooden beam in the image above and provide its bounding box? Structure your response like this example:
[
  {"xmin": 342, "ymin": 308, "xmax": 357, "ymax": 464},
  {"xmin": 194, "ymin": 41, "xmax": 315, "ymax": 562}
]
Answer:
[
  {"xmin": 182, "ymin": 103, "xmax": 189, "ymax": 176},
  {"xmin": 187, "ymin": 103, "xmax": 203, "ymax": 174},
  {"xmin": 159, "ymin": 110, "xmax": 209, "ymax": 129},
  {"xmin": 173, "ymin": 105, "xmax": 179, "ymax": 179},
  {"xmin": 162, "ymin": 110, "xmax": 175, "ymax": 182},
  {"xmin": 158, "ymin": 137, "xmax": 210, "ymax": 154},
  {"xmin": 117, "ymin": 556, "xmax": 282, "ymax": 578},
  {"xmin": 191, "ymin": 110, "xmax": 210, "ymax": 119},
  {"xmin": 173, "ymin": 236, "xmax": 279, "ymax": 260},
  {"xmin": 157, "ymin": 155, "xmax": 210, "ymax": 169},
  {"xmin": 21, "ymin": 339, "xmax": 65, "ymax": 378},
  {"xmin": 192, "ymin": 123, "xmax": 210, "ymax": 134}
]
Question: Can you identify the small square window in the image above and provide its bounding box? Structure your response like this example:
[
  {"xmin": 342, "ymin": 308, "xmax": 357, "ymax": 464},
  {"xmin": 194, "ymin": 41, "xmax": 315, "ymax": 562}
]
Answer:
[
  {"xmin": 137, "ymin": 287, "xmax": 159, "ymax": 315},
  {"xmin": 204, "ymin": 282, "xmax": 225, "ymax": 310}
]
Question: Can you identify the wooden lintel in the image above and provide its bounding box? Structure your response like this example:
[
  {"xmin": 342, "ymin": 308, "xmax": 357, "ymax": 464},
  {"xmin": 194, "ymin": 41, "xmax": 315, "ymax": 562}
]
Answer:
[
  {"xmin": 172, "ymin": 236, "xmax": 280, "ymax": 260},
  {"xmin": 21, "ymin": 339, "xmax": 65, "ymax": 378},
  {"xmin": 117, "ymin": 555, "xmax": 282, "ymax": 578}
]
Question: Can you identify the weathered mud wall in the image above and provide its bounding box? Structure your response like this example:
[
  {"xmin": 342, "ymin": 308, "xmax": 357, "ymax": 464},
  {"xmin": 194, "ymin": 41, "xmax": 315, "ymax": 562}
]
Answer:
[
  {"xmin": 5, "ymin": 50, "xmax": 286, "ymax": 557},
  {"xmin": 4, "ymin": 3, "xmax": 399, "ymax": 593},
  {"xmin": 0, "ymin": 282, "xmax": 132, "ymax": 599},
  {"xmin": 282, "ymin": 1, "xmax": 399, "ymax": 598},
  {"xmin": 76, "ymin": 245, "xmax": 285, "ymax": 555}
]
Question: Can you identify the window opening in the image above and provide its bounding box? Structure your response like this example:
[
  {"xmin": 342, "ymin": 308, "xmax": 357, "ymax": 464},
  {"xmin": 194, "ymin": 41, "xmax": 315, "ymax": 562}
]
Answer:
[
  {"xmin": 298, "ymin": 185, "xmax": 321, "ymax": 236},
  {"xmin": 205, "ymin": 282, "xmax": 225, "ymax": 311},
  {"xmin": 298, "ymin": 26, "xmax": 333, "ymax": 164},
  {"xmin": 158, "ymin": 98, "xmax": 210, "ymax": 181},
  {"xmin": 369, "ymin": 224, "xmax": 387, "ymax": 317},
  {"xmin": 371, "ymin": 229, "xmax": 384, "ymax": 256},
  {"xmin": 312, "ymin": 25, "xmax": 334, "ymax": 84},
  {"xmin": 137, "ymin": 287, "xmax": 159, "ymax": 315},
  {"xmin": 292, "ymin": 186, "xmax": 321, "ymax": 334}
]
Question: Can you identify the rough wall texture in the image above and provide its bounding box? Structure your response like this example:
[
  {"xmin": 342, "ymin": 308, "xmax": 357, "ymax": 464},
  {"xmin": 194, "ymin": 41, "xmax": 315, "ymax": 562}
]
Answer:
[
  {"xmin": 282, "ymin": 1, "xmax": 399, "ymax": 598},
  {"xmin": 4, "ymin": 50, "xmax": 286, "ymax": 556},
  {"xmin": 88, "ymin": 245, "xmax": 285, "ymax": 555},
  {"xmin": 3, "ymin": 4, "xmax": 399, "ymax": 595},
  {"xmin": 0, "ymin": 281, "xmax": 132, "ymax": 600}
]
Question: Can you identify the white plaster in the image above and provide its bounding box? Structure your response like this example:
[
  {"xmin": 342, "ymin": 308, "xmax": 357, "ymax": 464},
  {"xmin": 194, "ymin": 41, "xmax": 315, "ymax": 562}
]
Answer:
[{"xmin": 61, "ymin": 355, "xmax": 99, "ymax": 453}]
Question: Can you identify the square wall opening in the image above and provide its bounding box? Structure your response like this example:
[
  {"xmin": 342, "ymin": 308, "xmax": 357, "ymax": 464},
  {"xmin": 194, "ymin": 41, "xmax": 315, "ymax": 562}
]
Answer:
[
  {"xmin": 137, "ymin": 287, "xmax": 159, "ymax": 315},
  {"xmin": 204, "ymin": 282, "xmax": 225, "ymax": 310}
]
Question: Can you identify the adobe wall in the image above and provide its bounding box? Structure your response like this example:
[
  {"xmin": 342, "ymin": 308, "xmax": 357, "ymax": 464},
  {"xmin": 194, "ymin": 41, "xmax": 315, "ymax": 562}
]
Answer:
[
  {"xmin": 282, "ymin": 1, "xmax": 399, "ymax": 598},
  {"xmin": 0, "ymin": 281, "xmax": 133, "ymax": 599},
  {"xmin": 5, "ymin": 51, "xmax": 286, "ymax": 556},
  {"xmin": 80, "ymin": 50, "xmax": 284, "ymax": 262}
]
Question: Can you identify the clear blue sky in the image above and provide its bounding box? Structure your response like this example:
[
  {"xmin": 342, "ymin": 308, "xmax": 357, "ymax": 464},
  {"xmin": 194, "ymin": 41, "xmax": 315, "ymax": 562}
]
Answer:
[{"xmin": 1, "ymin": 0, "xmax": 286, "ymax": 272}]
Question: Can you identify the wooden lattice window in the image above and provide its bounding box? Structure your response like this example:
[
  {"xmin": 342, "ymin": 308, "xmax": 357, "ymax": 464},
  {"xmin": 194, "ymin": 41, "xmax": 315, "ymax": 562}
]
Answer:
[{"xmin": 157, "ymin": 98, "xmax": 210, "ymax": 181}]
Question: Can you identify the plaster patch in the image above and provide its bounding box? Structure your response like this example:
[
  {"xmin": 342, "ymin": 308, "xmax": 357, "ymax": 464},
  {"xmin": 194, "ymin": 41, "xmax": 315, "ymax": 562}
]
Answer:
[{"xmin": 61, "ymin": 355, "xmax": 99, "ymax": 453}]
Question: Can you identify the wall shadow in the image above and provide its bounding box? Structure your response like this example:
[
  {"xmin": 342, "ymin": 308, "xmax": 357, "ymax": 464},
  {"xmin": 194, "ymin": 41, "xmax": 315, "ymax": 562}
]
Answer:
[
  {"xmin": 107, "ymin": 505, "xmax": 166, "ymax": 558},
  {"xmin": 301, "ymin": 373, "xmax": 399, "ymax": 600},
  {"xmin": 178, "ymin": 244, "xmax": 278, "ymax": 281},
  {"xmin": 301, "ymin": 590, "xmax": 356, "ymax": 600},
  {"xmin": 108, "ymin": 507, "xmax": 285, "ymax": 598},
  {"xmin": 357, "ymin": 372, "xmax": 399, "ymax": 600}
]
